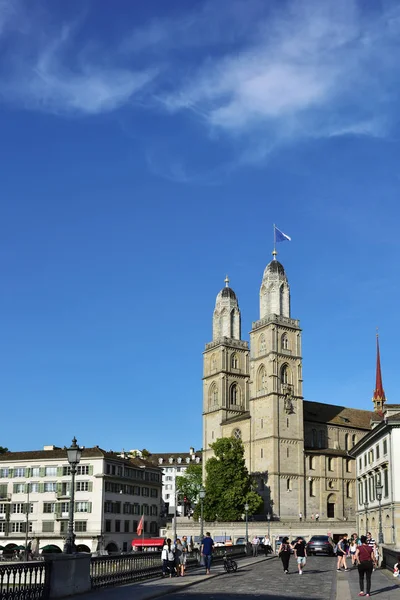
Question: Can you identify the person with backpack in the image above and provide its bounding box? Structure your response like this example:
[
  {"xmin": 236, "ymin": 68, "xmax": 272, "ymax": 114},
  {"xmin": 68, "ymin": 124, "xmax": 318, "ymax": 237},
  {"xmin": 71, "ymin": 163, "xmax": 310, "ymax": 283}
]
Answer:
[
  {"xmin": 278, "ymin": 536, "xmax": 292, "ymax": 574},
  {"xmin": 161, "ymin": 538, "xmax": 175, "ymax": 578},
  {"xmin": 356, "ymin": 535, "xmax": 376, "ymax": 597},
  {"xmin": 336, "ymin": 534, "xmax": 349, "ymax": 572}
]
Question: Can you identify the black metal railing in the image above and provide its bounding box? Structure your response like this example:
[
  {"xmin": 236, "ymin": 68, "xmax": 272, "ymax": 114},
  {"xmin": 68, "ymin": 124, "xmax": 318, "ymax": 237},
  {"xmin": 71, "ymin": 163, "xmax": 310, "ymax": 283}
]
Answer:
[
  {"xmin": 0, "ymin": 561, "xmax": 50, "ymax": 600},
  {"xmin": 90, "ymin": 545, "xmax": 246, "ymax": 589}
]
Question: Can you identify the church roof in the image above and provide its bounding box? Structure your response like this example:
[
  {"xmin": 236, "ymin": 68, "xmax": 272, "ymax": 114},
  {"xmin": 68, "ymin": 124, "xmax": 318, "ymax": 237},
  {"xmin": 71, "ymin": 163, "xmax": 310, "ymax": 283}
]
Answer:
[
  {"xmin": 303, "ymin": 400, "xmax": 374, "ymax": 430},
  {"xmin": 265, "ymin": 259, "xmax": 286, "ymax": 276},
  {"xmin": 220, "ymin": 287, "xmax": 237, "ymax": 300},
  {"xmin": 373, "ymin": 335, "xmax": 386, "ymax": 403}
]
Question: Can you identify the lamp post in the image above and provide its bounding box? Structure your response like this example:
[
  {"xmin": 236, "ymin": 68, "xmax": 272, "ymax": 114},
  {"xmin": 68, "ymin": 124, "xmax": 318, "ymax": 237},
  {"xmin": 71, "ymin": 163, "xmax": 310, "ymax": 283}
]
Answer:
[
  {"xmin": 244, "ymin": 503, "xmax": 249, "ymax": 543},
  {"xmin": 363, "ymin": 501, "xmax": 369, "ymax": 536},
  {"xmin": 199, "ymin": 487, "xmax": 206, "ymax": 543},
  {"xmin": 375, "ymin": 481, "xmax": 384, "ymax": 544},
  {"xmin": 64, "ymin": 437, "xmax": 82, "ymax": 554},
  {"xmin": 267, "ymin": 512, "xmax": 271, "ymax": 540}
]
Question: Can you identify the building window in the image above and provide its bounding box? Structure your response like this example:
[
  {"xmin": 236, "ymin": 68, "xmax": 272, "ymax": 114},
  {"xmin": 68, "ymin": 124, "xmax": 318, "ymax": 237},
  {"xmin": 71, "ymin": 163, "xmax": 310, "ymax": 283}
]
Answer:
[
  {"xmin": 309, "ymin": 480, "xmax": 315, "ymax": 496},
  {"xmin": 309, "ymin": 456, "xmax": 315, "ymax": 470},
  {"xmin": 346, "ymin": 459, "xmax": 351, "ymax": 473},
  {"xmin": 259, "ymin": 334, "xmax": 266, "ymax": 356},
  {"xmin": 210, "ymin": 383, "xmax": 218, "ymax": 406},
  {"xmin": 345, "ymin": 434, "xmax": 349, "ymax": 451},
  {"xmin": 230, "ymin": 384, "xmax": 238, "ymax": 405},
  {"xmin": 63, "ymin": 466, "xmax": 71, "ymax": 476},
  {"xmin": 0, "ymin": 468, "xmax": 9, "ymax": 478},
  {"xmin": 14, "ymin": 468, "xmax": 26, "ymax": 478},
  {"xmin": 105, "ymin": 520, "xmax": 111, "ymax": 532},
  {"xmin": 76, "ymin": 481, "xmax": 90, "ymax": 492},
  {"xmin": 77, "ymin": 465, "xmax": 90, "ymax": 475},
  {"xmin": 60, "ymin": 521, "xmax": 68, "ymax": 534},
  {"xmin": 11, "ymin": 522, "xmax": 32, "ymax": 533},
  {"xmin": 358, "ymin": 482, "xmax": 363, "ymax": 505},
  {"xmin": 75, "ymin": 502, "xmax": 90, "ymax": 513},
  {"xmin": 369, "ymin": 449, "xmax": 374, "ymax": 464},
  {"xmin": 364, "ymin": 479, "xmax": 368, "ymax": 503},
  {"xmin": 60, "ymin": 502, "xmax": 69, "ymax": 514},
  {"xmin": 232, "ymin": 428, "xmax": 241, "ymax": 440},
  {"xmin": 352, "ymin": 434, "xmax": 357, "ymax": 446},
  {"xmin": 369, "ymin": 477, "xmax": 375, "ymax": 502},
  {"xmin": 30, "ymin": 483, "xmax": 39, "ymax": 493},
  {"xmin": 376, "ymin": 444, "xmax": 380, "ymax": 459},
  {"xmin": 257, "ymin": 366, "xmax": 267, "ymax": 393},
  {"xmin": 150, "ymin": 505, "xmax": 158, "ymax": 516},
  {"xmin": 142, "ymin": 487, "xmax": 149, "ymax": 497},
  {"xmin": 281, "ymin": 334, "xmax": 289, "ymax": 350},
  {"xmin": 359, "ymin": 458, "xmax": 362, "ymax": 470},
  {"xmin": 0, "ymin": 523, "xmax": 5, "ymax": 532},
  {"xmin": 13, "ymin": 484, "xmax": 25, "ymax": 493},
  {"xmin": 312, "ymin": 430, "xmax": 317, "ymax": 448},
  {"xmin": 75, "ymin": 521, "xmax": 87, "ymax": 532},
  {"xmin": 287, "ymin": 447, "xmax": 289, "ymax": 458},
  {"xmin": 383, "ymin": 439, "xmax": 388, "ymax": 455},
  {"xmin": 42, "ymin": 521, "xmax": 54, "ymax": 533},
  {"xmin": 328, "ymin": 458, "xmax": 334, "ymax": 471},
  {"xmin": 281, "ymin": 365, "xmax": 289, "ymax": 385},
  {"xmin": 115, "ymin": 520, "xmax": 121, "ymax": 532},
  {"xmin": 260, "ymin": 449, "xmax": 263, "ymax": 459},
  {"xmin": 384, "ymin": 469, "xmax": 389, "ymax": 498},
  {"xmin": 45, "ymin": 467, "xmax": 57, "ymax": 477},
  {"xmin": 231, "ymin": 354, "xmax": 239, "ymax": 369},
  {"xmin": 43, "ymin": 502, "xmax": 55, "ymax": 513},
  {"xmin": 44, "ymin": 482, "xmax": 57, "ymax": 493},
  {"xmin": 346, "ymin": 482, "xmax": 352, "ymax": 498},
  {"xmin": 287, "ymin": 478, "xmax": 291, "ymax": 491}
]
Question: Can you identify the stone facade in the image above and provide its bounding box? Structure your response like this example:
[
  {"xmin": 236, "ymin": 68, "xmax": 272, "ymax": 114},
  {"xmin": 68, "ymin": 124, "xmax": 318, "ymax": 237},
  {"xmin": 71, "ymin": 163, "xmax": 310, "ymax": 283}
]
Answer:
[{"xmin": 203, "ymin": 258, "xmax": 375, "ymax": 522}]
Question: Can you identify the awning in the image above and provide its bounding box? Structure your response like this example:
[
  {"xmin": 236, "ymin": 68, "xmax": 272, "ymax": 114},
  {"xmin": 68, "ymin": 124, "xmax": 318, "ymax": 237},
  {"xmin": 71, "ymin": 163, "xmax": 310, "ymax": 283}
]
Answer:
[{"xmin": 132, "ymin": 538, "xmax": 165, "ymax": 548}]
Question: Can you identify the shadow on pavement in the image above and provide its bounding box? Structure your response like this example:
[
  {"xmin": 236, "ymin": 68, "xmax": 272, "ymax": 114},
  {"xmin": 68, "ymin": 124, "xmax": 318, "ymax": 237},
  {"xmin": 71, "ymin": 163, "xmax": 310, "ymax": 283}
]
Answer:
[
  {"xmin": 370, "ymin": 584, "xmax": 400, "ymax": 595},
  {"xmin": 165, "ymin": 593, "xmax": 328, "ymax": 599}
]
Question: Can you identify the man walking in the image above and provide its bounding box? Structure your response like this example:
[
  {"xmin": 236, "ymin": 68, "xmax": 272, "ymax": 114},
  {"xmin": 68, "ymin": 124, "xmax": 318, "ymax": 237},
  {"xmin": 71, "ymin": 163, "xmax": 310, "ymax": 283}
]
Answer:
[
  {"xmin": 315, "ymin": 513, "xmax": 319, "ymax": 522},
  {"xmin": 299, "ymin": 512, "xmax": 303, "ymax": 522},
  {"xmin": 201, "ymin": 532, "xmax": 214, "ymax": 575},
  {"xmin": 251, "ymin": 535, "xmax": 260, "ymax": 557},
  {"xmin": 293, "ymin": 536, "xmax": 307, "ymax": 575}
]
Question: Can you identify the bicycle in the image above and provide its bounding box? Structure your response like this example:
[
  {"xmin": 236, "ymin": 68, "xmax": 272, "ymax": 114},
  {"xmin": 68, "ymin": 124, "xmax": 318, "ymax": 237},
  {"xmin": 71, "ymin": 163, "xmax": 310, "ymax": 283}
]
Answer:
[{"xmin": 223, "ymin": 552, "xmax": 238, "ymax": 573}]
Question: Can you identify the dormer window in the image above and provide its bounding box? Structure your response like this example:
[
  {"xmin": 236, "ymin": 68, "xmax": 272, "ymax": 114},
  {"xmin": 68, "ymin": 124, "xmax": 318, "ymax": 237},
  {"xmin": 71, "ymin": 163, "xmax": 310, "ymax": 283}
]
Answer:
[
  {"xmin": 195, "ymin": 457, "xmax": 200, "ymax": 463},
  {"xmin": 158, "ymin": 458, "xmax": 163, "ymax": 464},
  {"xmin": 177, "ymin": 457, "xmax": 182, "ymax": 464},
  {"xmin": 169, "ymin": 458, "xmax": 173, "ymax": 464},
  {"xmin": 185, "ymin": 457, "xmax": 190, "ymax": 463}
]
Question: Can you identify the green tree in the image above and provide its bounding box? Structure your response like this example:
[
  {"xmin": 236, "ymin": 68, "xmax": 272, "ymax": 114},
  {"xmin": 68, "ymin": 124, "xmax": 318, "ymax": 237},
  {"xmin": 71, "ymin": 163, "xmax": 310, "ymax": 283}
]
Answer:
[
  {"xmin": 201, "ymin": 437, "xmax": 263, "ymax": 521},
  {"xmin": 141, "ymin": 449, "xmax": 150, "ymax": 459},
  {"xmin": 0, "ymin": 447, "xmax": 8, "ymax": 454},
  {"xmin": 176, "ymin": 463, "xmax": 202, "ymax": 504}
]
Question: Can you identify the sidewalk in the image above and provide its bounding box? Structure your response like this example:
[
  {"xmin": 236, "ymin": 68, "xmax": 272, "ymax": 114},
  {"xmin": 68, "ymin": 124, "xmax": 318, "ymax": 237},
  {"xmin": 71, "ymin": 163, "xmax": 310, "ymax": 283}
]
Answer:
[
  {"xmin": 83, "ymin": 553, "xmax": 275, "ymax": 600},
  {"xmin": 336, "ymin": 564, "xmax": 400, "ymax": 599}
]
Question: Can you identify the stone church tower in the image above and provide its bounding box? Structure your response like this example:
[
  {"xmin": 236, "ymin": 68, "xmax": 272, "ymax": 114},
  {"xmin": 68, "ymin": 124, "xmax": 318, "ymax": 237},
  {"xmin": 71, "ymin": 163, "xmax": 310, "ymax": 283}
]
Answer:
[{"xmin": 203, "ymin": 251, "xmax": 374, "ymax": 521}]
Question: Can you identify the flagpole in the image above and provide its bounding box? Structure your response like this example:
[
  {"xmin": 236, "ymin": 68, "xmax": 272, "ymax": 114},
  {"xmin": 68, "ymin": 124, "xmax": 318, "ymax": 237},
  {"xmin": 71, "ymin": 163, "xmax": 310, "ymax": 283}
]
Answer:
[{"xmin": 273, "ymin": 223, "xmax": 277, "ymax": 259}]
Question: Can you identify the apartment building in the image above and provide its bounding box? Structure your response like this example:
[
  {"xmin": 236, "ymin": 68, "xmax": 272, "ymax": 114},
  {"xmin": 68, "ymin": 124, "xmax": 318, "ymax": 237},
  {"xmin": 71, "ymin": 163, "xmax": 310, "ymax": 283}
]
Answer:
[{"xmin": 0, "ymin": 445, "xmax": 162, "ymax": 554}]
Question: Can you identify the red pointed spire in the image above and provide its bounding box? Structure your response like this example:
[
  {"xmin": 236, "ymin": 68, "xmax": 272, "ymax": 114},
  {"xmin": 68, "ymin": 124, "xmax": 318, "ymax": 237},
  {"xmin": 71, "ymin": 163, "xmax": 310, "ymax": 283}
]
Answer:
[{"xmin": 373, "ymin": 333, "xmax": 385, "ymax": 409}]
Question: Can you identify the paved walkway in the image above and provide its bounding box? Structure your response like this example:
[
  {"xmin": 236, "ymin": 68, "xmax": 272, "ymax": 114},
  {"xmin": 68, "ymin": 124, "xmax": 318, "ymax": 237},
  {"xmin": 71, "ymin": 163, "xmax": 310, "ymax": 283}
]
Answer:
[{"xmin": 337, "ymin": 563, "xmax": 400, "ymax": 599}]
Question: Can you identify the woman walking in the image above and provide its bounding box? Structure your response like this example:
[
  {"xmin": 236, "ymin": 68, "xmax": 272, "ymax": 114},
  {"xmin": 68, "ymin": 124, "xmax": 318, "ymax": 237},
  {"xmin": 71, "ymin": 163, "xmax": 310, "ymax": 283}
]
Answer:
[
  {"xmin": 356, "ymin": 535, "xmax": 376, "ymax": 597},
  {"xmin": 161, "ymin": 538, "xmax": 175, "ymax": 578},
  {"xmin": 278, "ymin": 536, "xmax": 292, "ymax": 574},
  {"xmin": 349, "ymin": 537, "xmax": 358, "ymax": 566}
]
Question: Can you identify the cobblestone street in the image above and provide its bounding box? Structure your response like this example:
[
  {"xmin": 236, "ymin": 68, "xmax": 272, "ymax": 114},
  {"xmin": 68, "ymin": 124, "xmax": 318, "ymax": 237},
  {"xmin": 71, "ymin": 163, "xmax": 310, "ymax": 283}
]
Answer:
[{"xmin": 167, "ymin": 556, "xmax": 337, "ymax": 600}]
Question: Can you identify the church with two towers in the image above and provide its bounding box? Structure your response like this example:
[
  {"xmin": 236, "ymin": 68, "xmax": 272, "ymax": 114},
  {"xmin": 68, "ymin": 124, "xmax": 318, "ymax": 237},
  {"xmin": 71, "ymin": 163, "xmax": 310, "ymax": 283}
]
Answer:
[{"xmin": 202, "ymin": 251, "xmax": 377, "ymax": 522}]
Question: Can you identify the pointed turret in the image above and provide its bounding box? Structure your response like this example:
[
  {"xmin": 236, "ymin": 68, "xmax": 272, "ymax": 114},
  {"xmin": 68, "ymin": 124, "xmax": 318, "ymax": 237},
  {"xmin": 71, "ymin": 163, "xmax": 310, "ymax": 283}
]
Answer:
[
  {"xmin": 259, "ymin": 252, "xmax": 290, "ymax": 319},
  {"xmin": 212, "ymin": 276, "xmax": 241, "ymax": 340},
  {"xmin": 373, "ymin": 332, "xmax": 386, "ymax": 413}
]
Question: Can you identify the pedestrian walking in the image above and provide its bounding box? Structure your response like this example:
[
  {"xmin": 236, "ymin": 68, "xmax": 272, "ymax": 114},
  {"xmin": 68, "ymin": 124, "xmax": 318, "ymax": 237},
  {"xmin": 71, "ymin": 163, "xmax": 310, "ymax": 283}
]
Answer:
[
  {"xmin": 336, "ymin": 534, "xmax": 349, "ymax": 572},
  {"xmin": 262, "ymin": 534, "xmax": 272, "ymax": 555},
  {"xmin": 356, "ymin": 535, "xmax": 376, "ymax": 597},
  {"xmin": 299, "ymin": 512, "xmax": 303, "ymax": 522},
  {"xmin": 293, "ymin": 536, "xmax": 307, "ymax": 575},
  {"xmin": 315, "ymin": 513, "xmax": 319, "ymax": 522},
  {"xmin": 393, "ymin": 555, "xmax": 400, "ymax": 578},
  {"xmin": 181, "ymin": 536, "xmax": 188, "ymax": 575},
  {"xmin": 201, "ymin": 532, "xmax": 214, "ymax": 575},
  {"xmin": 161, "ymin": 538, "xmax": 175, "ymax": 578},
  {"xmin": 350, "ymin": 537, "xmax": 358, "ymax": 566},
  {"xmin": 311, "ymin": 513, "xmax": 314, "ymax": 521},
  {"xmin": 278, "ymin": 536, "xmax": 292, "ymax": 574},
  {"xmin": 251, "ymin": 535, "xmax": 260, "ymax": 557},
  {"xmin": 174, "ymin": 538, "xmax": 184, "ymax": 577}
]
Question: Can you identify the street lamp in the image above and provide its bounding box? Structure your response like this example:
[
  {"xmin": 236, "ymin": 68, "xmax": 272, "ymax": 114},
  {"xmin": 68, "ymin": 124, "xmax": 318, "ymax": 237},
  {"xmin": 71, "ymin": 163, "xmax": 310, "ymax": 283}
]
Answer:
[
  {"xmin": 64, "ymin": 437, "xmax": 82, "ymax": 554},
  {"xmin": 363, "ymin": 501, "xmax": 369, "ymax": 536},
  {"xmin": 244, "ymin": 503, "xmax": 249, "ymax": 544},
  {"xmin": 199, "ymin": 487, "xmax": 206, "ymax": 543},
  {"xmin": 375, "ymin": 481, "xmax": 384, "ymax": 544}
]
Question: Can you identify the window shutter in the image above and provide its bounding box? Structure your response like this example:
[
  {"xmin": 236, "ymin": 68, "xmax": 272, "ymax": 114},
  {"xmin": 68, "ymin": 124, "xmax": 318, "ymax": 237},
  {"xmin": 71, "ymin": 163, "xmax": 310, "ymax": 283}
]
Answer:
[
  {"xmin": 0, "ymin": 484, "xmax": 7, "ymax": 497},
  {"xmin": 88, "ymin": 502, "xmax": 92, "ymax": 513},
  {"xmin": 25, "ymin": 468, "xmax": 31, "ymax": 478},
  {"xmin": 25, "ymin": 484, "xmax": 30, "ymax": 493},
  {"xmin": 74, "ymin": 502, "xmax": 78, "ymax": 512},
  {"xmin": 88, "ymin": 482, "xmax": 93, "ymax": 492},
  {"xmin": 13, "ymin": 484, "xmax": 18, "ymax": 493},
  {"xmin": 57, "ymin": 467, "xmax": 63, "ymax": 477},
  {"xmin": 56, "ymin": 483, "xmax": 62, "ymax": 496},
  {"xmin": 39, "ymin": 483, "xmax": 44, "ymax": 493},
  {"xmin": 8, "ymin": 469, "xmax": 14, "ymax": 478},
  {"xmin": 39, "ymin": 468, "xmax": 45, "ymax": 477},
  {"xmin": 89, "ymin": 465, "xmax": 93, "ymax": 476},
  {"xmin": 55, "ymin": 503, "xmax": 61, "ymax": 517}
]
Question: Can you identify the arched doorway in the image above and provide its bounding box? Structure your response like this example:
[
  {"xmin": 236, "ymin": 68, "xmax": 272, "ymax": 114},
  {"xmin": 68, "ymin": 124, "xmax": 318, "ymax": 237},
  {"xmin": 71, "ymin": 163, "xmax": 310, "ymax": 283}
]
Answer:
[
  {"xmin": 105, "ymin": 542, "xmax": 118, "ymax": 555},
  {"xmin": 76, "ymin": 544, "xmax": 91, "ymax": 553},
  {"xmin": 327, "ymin": 493, "xmax": 336, "ymax": 518},
  {"xmin": 41, "ymin": 544, "xmax": 62, "ymax": 554}
]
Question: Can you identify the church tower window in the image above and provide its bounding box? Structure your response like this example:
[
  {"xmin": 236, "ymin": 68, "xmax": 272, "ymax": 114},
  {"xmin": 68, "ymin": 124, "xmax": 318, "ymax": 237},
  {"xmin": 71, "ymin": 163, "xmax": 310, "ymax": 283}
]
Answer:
[
  {"xmin": 230, "ymin": 384, "xmax": 238, "ymax": 405},
  {"xmin": 287, "ymin": 478, "xmax": 291, "ymax": 492},
  {"xmin": 309, "ymin": 480, "xmax": 315, "ymax": 496},
  {"xmin": 344, "ymin": 434, "xmax": 349, "ymax": 450},
  {"xmin": 281, "ymin": 334, "xmax": 289, "ymax": 351},
  {"xmin": 352, "ymin": 434, "xmax": 357, "ymax": 446},
  {"xmin": 257, "ymin": 366, "xmax": 267, "ymax": 393},
  {"xmin": 259, "ymin": 334, "xmax": 266, "ymax": 356},
  {"xmin": 281, "ymin": 365, "xmax": 290, "ymax": 386},
  {"xmin": 209, "ymin": 384, "xmax": 218, "ymax": 407},
  {"xmin": 231, "ymin": 354, "xmax": 239, "ymax": 369}
]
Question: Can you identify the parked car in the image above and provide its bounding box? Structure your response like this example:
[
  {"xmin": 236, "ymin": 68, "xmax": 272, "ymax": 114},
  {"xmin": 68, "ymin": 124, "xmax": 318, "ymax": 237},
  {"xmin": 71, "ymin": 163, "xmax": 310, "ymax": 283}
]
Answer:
[
  {"xmin": 306, "ymin": 535, "xmax": 335, "ymax": 556},
  {"xmin": 235, "ymin": 537, "xmax": 246, "ymax": 545}
]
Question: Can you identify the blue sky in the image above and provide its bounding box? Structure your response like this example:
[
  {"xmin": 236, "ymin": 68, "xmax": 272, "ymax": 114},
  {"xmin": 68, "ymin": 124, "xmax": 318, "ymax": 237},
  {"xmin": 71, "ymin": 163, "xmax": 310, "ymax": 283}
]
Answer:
[{"xmin": 1, "ymin": 0, "xmax": 400, "ymax": 453}]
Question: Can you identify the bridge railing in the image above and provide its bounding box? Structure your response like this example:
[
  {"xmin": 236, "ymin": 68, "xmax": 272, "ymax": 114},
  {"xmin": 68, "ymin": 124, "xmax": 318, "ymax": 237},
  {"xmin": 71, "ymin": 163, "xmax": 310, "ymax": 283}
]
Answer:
[{"xmin": 0, "ymin": 561, "xmax": 50, "ymax": 600}]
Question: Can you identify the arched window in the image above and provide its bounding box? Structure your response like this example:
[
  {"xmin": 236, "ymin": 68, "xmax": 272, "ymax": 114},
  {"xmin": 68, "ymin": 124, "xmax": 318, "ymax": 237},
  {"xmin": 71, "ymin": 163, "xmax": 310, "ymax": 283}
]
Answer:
[
  {"xmin": 281, "ymin": 365, "xmax": 289, "ymax": 385},
  {"xmin": 346, "ymin": 482, "xmax": 352, "ymax": 498},
  {"xmin": 230, "ymin": 384, "xmax": 238, "ymax": 405},
  {"xmin": 257, "ymin": 366, "xmax": 267, "ymax": 393},
  {"xmin": 328, "ymin": 457, "xmax": 334, "ymax": 471},
  {"xmin": 312, "ymin": 429, "xmax": 317, "ymax": 448},
  {"xmin": 345, "ymin": 434, "xmax": 349, "ymax": 451},
  {"xmin": 352, "ymin": 434, "xmax": 357, "ymax": 447},
  {"xmin": 209, "ymin": 383, "xmax": 218, "ymax": 407},
  {"xmin": 231, "ymin": 354, "xmax": 239, "ymax": 369},
  {"xmin": 281, "ymin": 334, "xmax": 289, "ymax": 350},
  {"xmin": 287, "ymin": 478, "xmax": 291, "ymax": 492},
  {"xmin": 259, "ymin": 334, "xmax": 266, "ymax": 356},
  {"xmin": 309, "ymin": 456, "xmax": 315, "ymax": 470},
  {"xmin": 309, "ymin": 480, "xmax": 315, "ymax": 497},
  {"xmin": 319, "ymin": 430, "xmax": 325, "ymax": 449}
]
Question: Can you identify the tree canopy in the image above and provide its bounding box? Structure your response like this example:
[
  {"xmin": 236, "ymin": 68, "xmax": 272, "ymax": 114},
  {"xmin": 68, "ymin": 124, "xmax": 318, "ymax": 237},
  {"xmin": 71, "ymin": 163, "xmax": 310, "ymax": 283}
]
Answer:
[
  {"xmin": 202, "ymin": 437, "xmax": 263, "ymax": 521},
  {"xmin": 0, "ymin": 447, "xmax": 9, "ymax": 454},
  {"xmin": 176, "ymin": 463, "xmax": 202, "ymax": 504}
]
